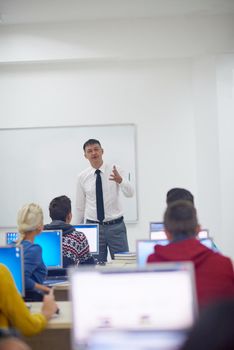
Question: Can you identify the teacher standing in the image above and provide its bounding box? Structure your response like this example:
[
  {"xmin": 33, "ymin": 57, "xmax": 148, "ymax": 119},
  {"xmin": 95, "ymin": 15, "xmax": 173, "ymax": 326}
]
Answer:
[{"xmin": 76, "ymin": 139, "xmax": 134, "ymax": 262}]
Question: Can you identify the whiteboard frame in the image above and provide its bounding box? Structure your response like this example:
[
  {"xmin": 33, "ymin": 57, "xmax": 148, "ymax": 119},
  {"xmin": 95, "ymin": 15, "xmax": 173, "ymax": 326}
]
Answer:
[{"xmin": 0, "ymin": 123, "xmax": 138, "ymax": 226}]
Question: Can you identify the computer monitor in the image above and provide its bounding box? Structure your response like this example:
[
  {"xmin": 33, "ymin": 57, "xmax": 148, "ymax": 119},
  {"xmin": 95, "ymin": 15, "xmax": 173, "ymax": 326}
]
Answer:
[
  {"xmin": 137, "ymin": 240, "xmax": 169, "ymax": 267},
  {"xmin": 199, "ymin": 238, "xmax": 219, "ymax": 252},
  {"xmin": 73, "ymin": 224, "xmax": 99, "ymax": 255},
  {"xmin": 149, "ymin": 222, "xmax": 166, "ymax": 240},
  {"xmin": 149, "ymin": 222, "xmax": 209, "ymax": 240},
  {"xmin": 87, "ymin": 329, "xmax": 188, "ymax": 350},
  {"xmin": 137, "ymin": 238, "xmax": 219, "ymax": 268},
  {"xmin": 6, "ymin": 230, "xmax": 63, "ymax": 269},
  {"xmin": 70, "ymin": 263, "xmax": 197, "ymax": 350},
  {"xmin": 0, "ymin": 245, "xmax": 25, "ymax": 296},
  {"xmin": 6, "ymin": 231, "xmax": 18, "ymax": 245}
]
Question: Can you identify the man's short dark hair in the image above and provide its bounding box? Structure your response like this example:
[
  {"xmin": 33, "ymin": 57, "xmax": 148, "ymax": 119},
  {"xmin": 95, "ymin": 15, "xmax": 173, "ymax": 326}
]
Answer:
[
  {"xmin": 166, "ymin": 188, "xmax": 194, "ymax": 205},
  {"xmin": 83, "ymin": 139, "xmax": 101, "ymax": 151},
  {"xmin": 49, "ymin": 195, "xmax": 71, "ymax": 222},
  {"xmin": 164, "ymin": 200, "xmax": 198, "ymax": 238}
]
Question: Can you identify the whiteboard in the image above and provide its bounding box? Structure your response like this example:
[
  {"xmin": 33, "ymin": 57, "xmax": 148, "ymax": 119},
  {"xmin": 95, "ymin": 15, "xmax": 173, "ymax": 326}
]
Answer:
[{"xmin": 0, "ymin": 124, "xmax": 137, "ymax": 226}]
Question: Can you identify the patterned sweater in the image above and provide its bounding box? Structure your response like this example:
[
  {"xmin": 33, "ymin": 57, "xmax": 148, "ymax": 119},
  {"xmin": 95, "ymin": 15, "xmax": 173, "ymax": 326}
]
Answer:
[{"xmin": 44, "ymin": 220, "xmax": 95, "ymax": 267}]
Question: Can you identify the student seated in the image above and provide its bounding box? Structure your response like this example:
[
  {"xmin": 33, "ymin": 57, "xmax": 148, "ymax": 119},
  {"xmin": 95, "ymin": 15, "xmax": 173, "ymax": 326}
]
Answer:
[
  {"xmin": 147, "ymin": 200, "xmax": 234, "ymax": 307},
  {"xmin": 0, "ymin": 264, "xmax": 57, "ymax": 336},
  {"xmin": 44, "ymin": 195, "xmax": 96, "ymax": 267},
  {"xmin": 180, "ymin": 299, "xmax": 234, "ymax": 350},
  {"xmin": 17, "ymin": 203, "xmax": 50, "ymax": 301}
]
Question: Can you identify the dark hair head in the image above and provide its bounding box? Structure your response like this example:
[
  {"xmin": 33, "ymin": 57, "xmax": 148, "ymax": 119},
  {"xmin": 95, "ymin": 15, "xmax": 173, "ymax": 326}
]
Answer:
[
  {"xmin": 166, "ymin": 188, "xmax": 194, "ymax": 205},
  {"xmin": 181, "ymin": 299, "xmax": 234, "ymax": 350},
  {"xmin": 164, "ymin": 200, "xmax": 198, "ymax": 238},
  {"xmin": 83, "ymin": 139, "xmax": 101, "ymax": 151},
  {"xmin": 49, "ymin": 195, "xmax": 71, "ymax": 222}
]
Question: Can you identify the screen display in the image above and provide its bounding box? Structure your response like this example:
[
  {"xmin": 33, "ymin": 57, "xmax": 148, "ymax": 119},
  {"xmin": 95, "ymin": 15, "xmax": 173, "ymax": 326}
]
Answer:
[
  {"xmin": 149, "ymin": 223, "xmax": 209, "ymax": 240},
  {"xmin": 199, "ymin": 238, "xmax": 219, "ymax": 252},
  {"xmin": 138, "ymin": 237, "xmax": 219, "ymax": 268},
  {"xmin": 137, "ymin": 240, "xmax": 169, "ymax": 267},
  {"xmin": 73, "ymin": 225, "xmax": 99, "ymax": 254},
  {"xmin": 6, "ymin": 230, "xmax": 63, "ymax": 268},
  {"xmin": 0, "ymin": 246, "xmax": 24, "ymax": 295},
  {"xmin": 87, "ymin": 329, "xmax": 188, "ymax": 350},
  {"xmin": 71, "ymin": 264, "xmax": 197, "ymax": 348},
  {"xmin": 6, "ymin": 231, "xmax": 18, "ymax": 245}
]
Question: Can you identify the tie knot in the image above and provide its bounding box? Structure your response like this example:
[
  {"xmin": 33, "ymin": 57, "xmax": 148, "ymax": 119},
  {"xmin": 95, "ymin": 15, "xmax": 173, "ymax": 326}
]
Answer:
[{"xmin": 95, "ymin": 169, "xmax": 101, "ymax": 175}]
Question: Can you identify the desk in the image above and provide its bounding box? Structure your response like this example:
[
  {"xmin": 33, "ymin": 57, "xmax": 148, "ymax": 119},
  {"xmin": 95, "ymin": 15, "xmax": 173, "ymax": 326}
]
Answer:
[
  {"xmin": 52, "ymin": 263, "xmax": 137, "ymax": 301},
  {"xmin": 96, "ymin": 260, "xmax": 137, "ymax": 269},
  {"xmin": 23, "ymin": 301, "xmax": 72, "ymax": 350},
  {"xmin": 53, "ymin": 282, "xmax": 70, "ymax": 301}
]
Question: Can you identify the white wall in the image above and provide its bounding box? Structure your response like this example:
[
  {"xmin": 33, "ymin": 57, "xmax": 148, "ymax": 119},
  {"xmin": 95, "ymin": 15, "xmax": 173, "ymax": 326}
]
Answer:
[
  {"xmin": 216, "ymin": 54, "xmax": 234, "ymax": 257},
  {"xmin": 1, "ymin": 15, "xmax": 234, "ymax": 257}
]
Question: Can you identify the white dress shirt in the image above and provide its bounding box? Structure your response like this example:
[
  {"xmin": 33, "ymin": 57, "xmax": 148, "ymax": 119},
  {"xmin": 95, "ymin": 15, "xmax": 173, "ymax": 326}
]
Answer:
[{"xmin": 76, "ymin": 163, "xmax": 134, "ymax": 223}]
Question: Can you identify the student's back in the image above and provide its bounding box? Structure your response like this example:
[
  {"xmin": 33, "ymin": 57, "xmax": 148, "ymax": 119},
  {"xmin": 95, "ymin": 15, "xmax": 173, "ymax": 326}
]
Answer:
[
  {"xmin": 45, "ymin": 195, "xmax": 96, "ymax": 268},
  {"xmin": 180, "ymin": 299, "xmax": 234, "ymax": 350},
  {"xmin": 147, "ymin": 200, "xmax": 234, "ymax": 307},
  {"xmin": 44, "ymin": 219, "xmax": 95, "ymax": 267},
  {"xmin": 147, "ymin": 237, "xmax": 234, "ymax": 307}
]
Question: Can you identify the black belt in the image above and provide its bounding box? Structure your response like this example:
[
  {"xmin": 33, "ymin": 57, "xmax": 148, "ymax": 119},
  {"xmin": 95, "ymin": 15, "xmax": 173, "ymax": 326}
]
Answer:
[{"xmin": 87, "ymin": 216, "xmax": 123, "ymax": 226}]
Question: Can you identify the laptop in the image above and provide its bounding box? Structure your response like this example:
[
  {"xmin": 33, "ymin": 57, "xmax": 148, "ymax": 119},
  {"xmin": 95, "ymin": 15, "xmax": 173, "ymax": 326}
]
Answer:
[
  {"xmin": 137, "ymin": 240, "xmax": 169, "ymax": 267},
  {"xmin": 137, "ymin": 238, "xmax": 220, "ymax": 268},
  {"xmin": 6, "ymin": 230, "xmax": 63, "ymax": 269},
  {"xmin": 87, "ymin": 329, "xmax": 188, "ymax": 350},
  {"xmin": 73, "ymin": 224, "xmax": 99, "ymax": 255},
  {"xmin": 70, "ymin": 262, "xmax": 198, "ymax": 350},
  {"xmin": 199, "ymin": 238, "xmax": 220, "ymax": 252},
  {"xmin": 0, "ymin": 245, "xmax": 25, "ymax": 296},
  {"xmin": 149, "ymin": 222, "xmax": 209, "ymax": 240}
]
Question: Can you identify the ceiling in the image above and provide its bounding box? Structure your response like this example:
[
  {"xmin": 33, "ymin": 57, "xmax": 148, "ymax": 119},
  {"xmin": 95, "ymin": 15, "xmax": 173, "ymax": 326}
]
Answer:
[{"xmin": 0, "ymin": 0, "xmax": 234, "ymax": 24}]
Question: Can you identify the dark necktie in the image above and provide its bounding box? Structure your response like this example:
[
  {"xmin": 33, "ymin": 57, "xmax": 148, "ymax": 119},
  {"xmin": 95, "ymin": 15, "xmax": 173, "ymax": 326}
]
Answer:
[{"xmin": 95, "ymin": 169, "xmax": 105, "ymax": 222}]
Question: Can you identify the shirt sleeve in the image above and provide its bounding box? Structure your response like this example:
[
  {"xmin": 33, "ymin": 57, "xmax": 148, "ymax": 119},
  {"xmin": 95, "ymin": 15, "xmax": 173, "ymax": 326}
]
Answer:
[
  {"xmin": 117, "ymin": 166, "xmax": 134, "ymax": 198},
  {"xmin": 76, "ymin": 175, "xmax": 86, "ymax": 223},
  {"xmin": 24, "ymin": 244, "xmax": 43, "ymax": 290},
  {"xmin": 0, "ymin": 264, "xmax": 47, "ymax": 336}
]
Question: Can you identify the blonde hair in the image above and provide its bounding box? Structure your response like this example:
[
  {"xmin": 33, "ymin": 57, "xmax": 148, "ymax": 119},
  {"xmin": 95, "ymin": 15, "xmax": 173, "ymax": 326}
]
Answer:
[{"xmin": 17, "ymin": 203, "xmax": 43, "ymax": 243}]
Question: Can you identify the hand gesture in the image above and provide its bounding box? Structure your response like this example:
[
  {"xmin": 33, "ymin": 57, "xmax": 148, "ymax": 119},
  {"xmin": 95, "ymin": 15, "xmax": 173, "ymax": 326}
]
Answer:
[
  {"xmin": 109, "ymin": 165, "xmax": 122, "ymax": 184},
  {"xmin": 41, "ymin": 288, "xmax": 58, "ymax": 320}
]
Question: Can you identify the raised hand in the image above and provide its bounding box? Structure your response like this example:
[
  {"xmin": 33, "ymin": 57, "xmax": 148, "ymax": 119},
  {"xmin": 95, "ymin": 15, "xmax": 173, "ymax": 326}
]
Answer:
[{"xmin": 109, "ymin": 165, "xmax": 122, "ymax": 184}]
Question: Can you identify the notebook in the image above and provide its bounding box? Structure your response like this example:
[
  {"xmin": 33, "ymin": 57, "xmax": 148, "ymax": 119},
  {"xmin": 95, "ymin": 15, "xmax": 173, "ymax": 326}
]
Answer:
[
  {"xmin": 199, "ymin": 238, "xmax": 219, "ymax": 252},
  {"xmin": 149, "ymin": 222, "xmax": 209, "ymax": 240},
  {"xmin": 6, "ymin": 230, "xmax": 63, "ymax": 269},
  {"xmin": 0, "ymin": 245, "xmax": 25, "ymax": 296},
  {"xmin": 73, "ymin": 224, "xmax": 99, "ymax": 255},
  {"xmin": 137, "ymin": 240, "xmax": 169, "ymax": 267},
  {"xmin": 70, "ymin": 262, "xmax": 197, "ymax": 350},
  {"xmin": 137, "ymin": 238, "xmax": 219, "ymax": 268}
]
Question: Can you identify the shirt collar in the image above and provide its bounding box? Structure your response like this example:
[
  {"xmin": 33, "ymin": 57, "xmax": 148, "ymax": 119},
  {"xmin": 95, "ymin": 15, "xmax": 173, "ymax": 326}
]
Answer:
[{"xmin": 91, "ymin": 162, "xmax": 106, "ymax": 175}]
